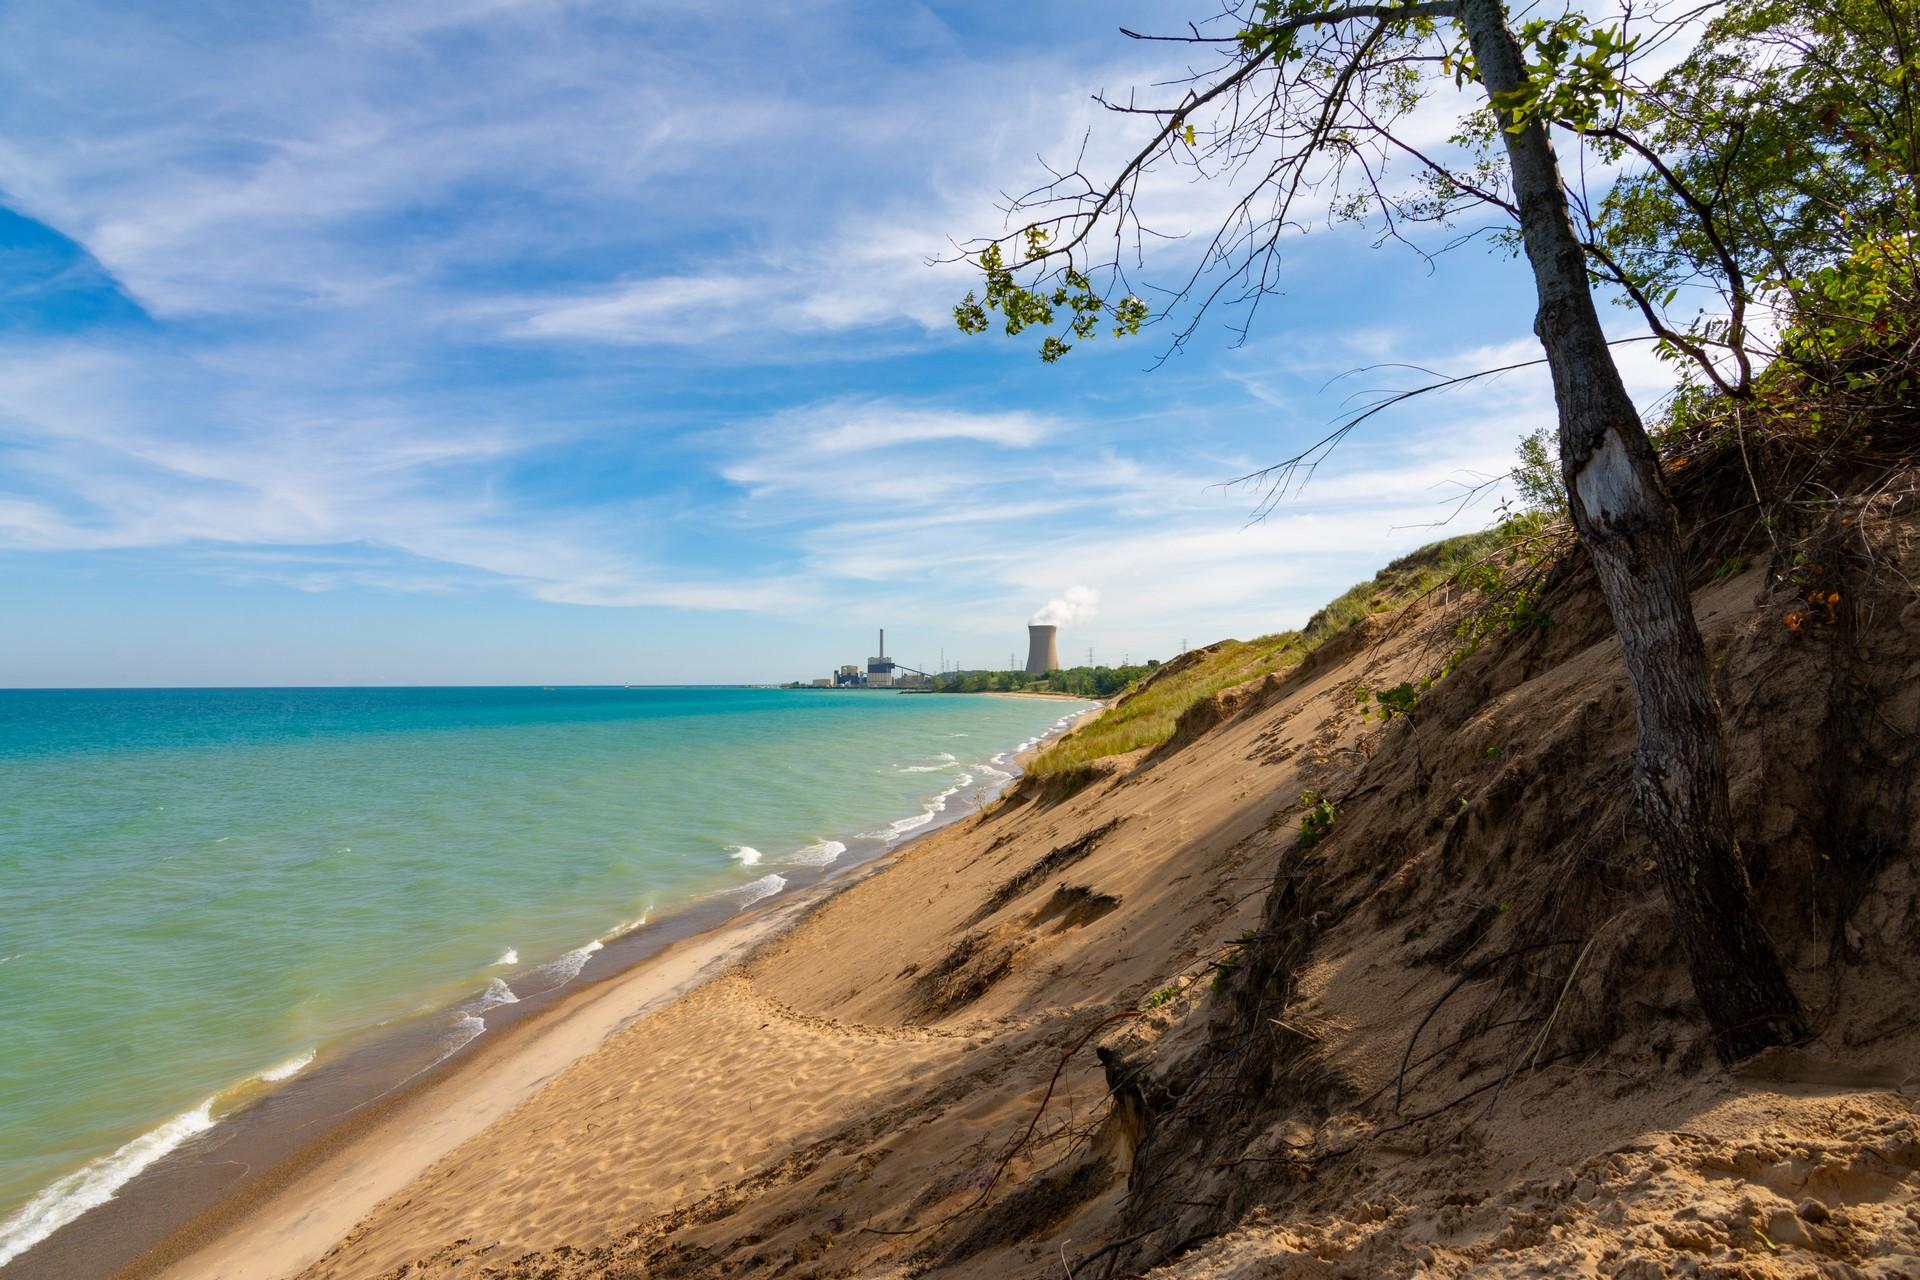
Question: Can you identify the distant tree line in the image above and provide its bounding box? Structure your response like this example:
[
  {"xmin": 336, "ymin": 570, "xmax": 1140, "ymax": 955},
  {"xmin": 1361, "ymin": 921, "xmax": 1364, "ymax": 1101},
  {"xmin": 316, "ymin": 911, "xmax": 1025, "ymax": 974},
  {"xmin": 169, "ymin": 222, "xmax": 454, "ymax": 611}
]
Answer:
[{"xmin": 933, "ymin": 661, "xmax": 1159, "ymax": 698}]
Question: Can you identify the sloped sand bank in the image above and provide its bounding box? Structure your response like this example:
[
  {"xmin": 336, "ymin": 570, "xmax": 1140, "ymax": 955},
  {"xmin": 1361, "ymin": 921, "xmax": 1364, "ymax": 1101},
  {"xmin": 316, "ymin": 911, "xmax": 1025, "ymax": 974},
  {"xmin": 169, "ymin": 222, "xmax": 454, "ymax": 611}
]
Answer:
[{"xmin": 133, "ymin": 519, "xmax": 1920, "ymax": 1279}]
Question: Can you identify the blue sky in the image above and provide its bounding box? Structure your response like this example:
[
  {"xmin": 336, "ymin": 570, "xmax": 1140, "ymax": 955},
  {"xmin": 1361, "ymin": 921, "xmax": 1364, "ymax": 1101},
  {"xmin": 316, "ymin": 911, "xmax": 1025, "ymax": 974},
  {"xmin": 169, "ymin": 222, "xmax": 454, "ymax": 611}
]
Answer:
[{"xmin": 0, "ymin": 0, "xmax": 1677, "ymax": 686}]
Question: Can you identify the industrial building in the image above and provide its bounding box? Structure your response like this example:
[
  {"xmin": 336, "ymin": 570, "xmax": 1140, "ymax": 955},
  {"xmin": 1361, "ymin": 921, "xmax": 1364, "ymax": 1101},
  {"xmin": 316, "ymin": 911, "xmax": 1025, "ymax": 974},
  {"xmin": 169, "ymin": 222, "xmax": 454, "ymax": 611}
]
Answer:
[
  {"xmin": 816, "ymin": 631, "xmax": 933, "ymax": 689},
  {"xmin": 803, "ymin": 622, "xmax": 1074, "ymax": 689},
  {"xmin": 1025, "ymin": 624, "xmax": 1060, "ymax": 674}
]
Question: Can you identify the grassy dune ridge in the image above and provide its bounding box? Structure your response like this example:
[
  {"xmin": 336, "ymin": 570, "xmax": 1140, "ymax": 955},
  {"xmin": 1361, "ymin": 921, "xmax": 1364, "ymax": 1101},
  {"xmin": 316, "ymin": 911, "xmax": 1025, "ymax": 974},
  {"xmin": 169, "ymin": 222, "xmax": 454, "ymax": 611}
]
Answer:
[
  {"xmin": 1026, "ymin": 635, "xmax": 1301, "ymax": 777},
  {"xmin": 1027, "ymin": 527, "xmax": 1509, "ymax": 778}
]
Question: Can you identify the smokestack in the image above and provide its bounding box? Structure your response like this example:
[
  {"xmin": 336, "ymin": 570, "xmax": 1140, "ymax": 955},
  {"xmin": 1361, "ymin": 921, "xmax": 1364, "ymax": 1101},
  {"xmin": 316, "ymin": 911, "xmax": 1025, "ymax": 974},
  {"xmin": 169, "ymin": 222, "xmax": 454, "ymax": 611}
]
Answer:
[
  {"xmin": 879, "ymin": 628, "xmax": 885, "ymax": 660},
  {"xmin": 1025, "ymin": 624, "xmax": 1060, "ymax": 674}
]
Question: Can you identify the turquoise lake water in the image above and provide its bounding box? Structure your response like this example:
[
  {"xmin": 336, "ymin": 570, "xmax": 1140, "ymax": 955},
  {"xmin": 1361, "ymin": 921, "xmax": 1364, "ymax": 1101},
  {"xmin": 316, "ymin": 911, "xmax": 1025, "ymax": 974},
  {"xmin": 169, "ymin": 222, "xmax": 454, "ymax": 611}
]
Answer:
[{"xmin": 0, "ymin": 686, "xmax": 1086, "ymax": 1266}]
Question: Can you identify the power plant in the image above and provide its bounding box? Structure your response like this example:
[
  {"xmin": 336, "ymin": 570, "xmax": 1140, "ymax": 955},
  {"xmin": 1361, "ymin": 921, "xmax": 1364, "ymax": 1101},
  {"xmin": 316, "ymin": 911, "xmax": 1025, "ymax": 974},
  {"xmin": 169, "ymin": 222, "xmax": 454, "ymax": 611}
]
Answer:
[
  {"xmin": 809, "ymin": 630, "xmax": 935, "ymax": 688},
  {"xmin": 799, "ymin": 623, "xmax": 1073, "ymax": 687},
  {"xmin": 1025, "ymin": 624, "xmax": 1060, "ymax": 675}
]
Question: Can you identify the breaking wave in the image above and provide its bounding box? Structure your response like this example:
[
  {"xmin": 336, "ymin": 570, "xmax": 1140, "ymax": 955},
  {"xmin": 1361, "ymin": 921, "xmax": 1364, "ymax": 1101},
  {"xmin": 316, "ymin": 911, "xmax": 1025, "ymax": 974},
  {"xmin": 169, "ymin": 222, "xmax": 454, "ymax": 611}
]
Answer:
[
  {"xmin": 789, "ymin": 839, "xmax": 846, "ymax": 867},
  {"xmin": 0, "ymin": 1100, "xmax": 217, "ymax": 1267},
  {"xmin": 731, "ymin": 873, "xmax": 787, "ymax": 909},
  {"xmin": 257, "ymin": 1049, "xmax": 316, "ymax": 1083},
  {"xmin": 605, "ymin": 913, "xmax": 649, "ymax": 939},
  {"xmin": 477, "ymin": 977, "xmax": 519, "ymax": 1010},
  {"xmin": 541, "ymin": 940, "xmax": 603, "ymax": 985}
]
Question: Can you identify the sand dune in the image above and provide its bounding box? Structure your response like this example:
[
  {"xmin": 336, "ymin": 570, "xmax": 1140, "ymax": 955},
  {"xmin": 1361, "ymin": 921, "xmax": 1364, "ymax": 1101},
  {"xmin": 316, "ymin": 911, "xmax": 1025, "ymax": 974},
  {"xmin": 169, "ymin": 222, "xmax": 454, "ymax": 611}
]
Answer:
[{"xmin": 134, "ymin": 557, "xmax": 1919, "ymax": 1280}]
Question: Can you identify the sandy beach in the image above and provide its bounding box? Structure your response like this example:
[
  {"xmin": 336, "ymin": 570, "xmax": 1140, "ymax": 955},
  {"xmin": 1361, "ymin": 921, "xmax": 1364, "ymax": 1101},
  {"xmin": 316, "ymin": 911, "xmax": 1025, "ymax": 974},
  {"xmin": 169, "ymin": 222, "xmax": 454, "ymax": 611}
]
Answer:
[
  {"xmin": 134, "ymin": 888, "xmax": 835, "ymax": 1280},
  {"xmin": 3, "ymin": 701, "xmax": 1098, "ymax": 1280},
  {"xmin": 90, "ymin": 571, "xmax": 1920, "ymax": 1280}
]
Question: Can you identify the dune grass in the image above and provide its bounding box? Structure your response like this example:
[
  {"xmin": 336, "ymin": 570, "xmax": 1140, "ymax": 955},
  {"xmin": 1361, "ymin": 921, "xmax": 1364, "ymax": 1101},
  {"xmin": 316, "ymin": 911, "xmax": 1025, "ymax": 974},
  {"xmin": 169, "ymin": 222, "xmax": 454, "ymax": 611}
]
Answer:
[
  {"xmin": 1299, "ymin": 527, "xmax": 1508, "ymax": 644},
  {"xmin": 1026, "ymin": 633, "xmax": 1304, "ymax": 777},
  {"xmin": 1025, "ymin": 528, "xmax": 1511, "ymax": 778}
]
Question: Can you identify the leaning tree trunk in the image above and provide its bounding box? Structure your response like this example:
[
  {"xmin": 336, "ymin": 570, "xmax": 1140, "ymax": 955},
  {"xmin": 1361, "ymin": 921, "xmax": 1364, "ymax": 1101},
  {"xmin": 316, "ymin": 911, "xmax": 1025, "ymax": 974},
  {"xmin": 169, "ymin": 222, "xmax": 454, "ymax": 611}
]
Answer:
[{"xmin": 1457, "ymin": 0, "xmax": 1805, "ymax": 1060}]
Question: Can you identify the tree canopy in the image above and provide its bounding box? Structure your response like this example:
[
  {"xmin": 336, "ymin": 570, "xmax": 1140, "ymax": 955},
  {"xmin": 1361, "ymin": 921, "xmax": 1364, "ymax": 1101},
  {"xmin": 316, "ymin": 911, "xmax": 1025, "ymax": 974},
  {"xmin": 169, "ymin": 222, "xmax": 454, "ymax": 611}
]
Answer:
[
  {"xmin": 949, "ymin": 0, "xmax": 1871, "ymax": 1058},
  {"xmin": 954, "ymin": 0, "xmax": 1918, "ymax": 404}
]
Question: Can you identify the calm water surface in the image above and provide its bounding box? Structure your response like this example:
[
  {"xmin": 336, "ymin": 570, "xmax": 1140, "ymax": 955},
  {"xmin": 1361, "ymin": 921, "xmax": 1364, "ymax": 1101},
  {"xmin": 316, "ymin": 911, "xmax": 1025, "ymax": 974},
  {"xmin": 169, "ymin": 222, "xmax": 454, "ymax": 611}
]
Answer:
[{"xmin": 0, "ymin": 686, "xmax": 1086, "ymax": 1265}]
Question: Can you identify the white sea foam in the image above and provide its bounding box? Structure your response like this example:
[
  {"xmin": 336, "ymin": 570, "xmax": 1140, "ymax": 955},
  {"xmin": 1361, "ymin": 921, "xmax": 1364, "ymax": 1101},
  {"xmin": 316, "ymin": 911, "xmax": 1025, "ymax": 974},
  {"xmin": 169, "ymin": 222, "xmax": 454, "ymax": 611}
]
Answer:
[
  {"xmin": 441, "ymin": 1013, "xmax": 489, "ymax": 1060},
  {"xmin": 729, "ymin": 845, "xmax": 763, "ymax": 866},
  {"xmin": 732, "ymin": 873, "xmax": 788, "ymax": 909},
  {"xmin": 512, "ymin": 938, "xmax": 605, "ymax": 991},
  {"xmin": 257, "ymin": 1049, "xmax": 315, "ymax": 1083},
  {"xmin": 604, "ymin": 913, "xmax": 648, "ymax": 939},
  {"xmin": 789, "ymin": 838, "xmax": 847, "ymax": 867},
  {"xmin": 546, "ymin": 940, "xmax": 603, "ymax": 984},
  {"xmin": 0, "ymin": 954, "xmax": 17, "ymax": 966},
  {"xmin": 493, "ymin": 948, "xmax": 519, "ymax": 966},
  {"xmin": 400, "ymin": 1012, "xmax": 492, "ymax": 1086},
  {"xmin": 883, "ymin": 763, "xmax": 994, "ymax": 844},
  {"xmin": 0, "ymin": 1098, "xmax": 217, "ymax": 1267},
  {"xmin": 478, "ymin": 977, "xmax": 520, "ymax": 1009},
  {"xmin": 887, "ymin": 810, "xmax": 935, "ymax": 838}
]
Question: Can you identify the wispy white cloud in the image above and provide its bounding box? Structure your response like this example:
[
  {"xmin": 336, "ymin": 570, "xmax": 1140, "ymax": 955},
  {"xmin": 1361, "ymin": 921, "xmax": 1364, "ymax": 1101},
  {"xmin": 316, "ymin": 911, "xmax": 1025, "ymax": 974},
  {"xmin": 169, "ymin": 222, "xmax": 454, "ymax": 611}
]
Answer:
[
  {"xmin": 690, "ymin": 323, "xmax": 1556, "ymax": 645},
  {"xmin": 0, "ymin": 0, "xmax": 1692, "ymax": 685},
  {"xmin": 0, "ymin": 338, "xmax": 804, "ymax": 611},
  {"xmin": 765, "ymin": 399, "xmax": 1053, "ymax": 456},
  {"xmin": 511, "ymin": 275, "xmax": 778, "ymax": 345}
]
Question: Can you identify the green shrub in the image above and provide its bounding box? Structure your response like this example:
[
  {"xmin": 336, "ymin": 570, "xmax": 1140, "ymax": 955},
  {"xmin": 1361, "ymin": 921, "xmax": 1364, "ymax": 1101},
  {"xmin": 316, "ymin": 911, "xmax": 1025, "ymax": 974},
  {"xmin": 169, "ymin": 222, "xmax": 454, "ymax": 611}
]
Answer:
[
  {"xmin": 1355, "ymin": 679, "xmax": 1426, "ymax": 721},
  {"xmin": 1210, "ymin": 930, "xmax": 1258, "ymax": 996},
  {"xmin": 1297, "ymin": 791, "xmax": 1336, "ymax": 848}
]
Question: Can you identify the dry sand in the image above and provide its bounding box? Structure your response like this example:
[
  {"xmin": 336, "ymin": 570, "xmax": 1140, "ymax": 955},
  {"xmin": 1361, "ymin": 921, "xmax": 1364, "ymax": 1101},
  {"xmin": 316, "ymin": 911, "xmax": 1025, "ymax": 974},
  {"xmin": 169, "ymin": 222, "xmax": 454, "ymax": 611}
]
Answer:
[
  {"xmin": 138, "ymin": 903, "xmax": 794, "ymax": 1280},
  {"xmin": 123, "ymin": 563, "xmax": 1919, "ymax": 1280}
]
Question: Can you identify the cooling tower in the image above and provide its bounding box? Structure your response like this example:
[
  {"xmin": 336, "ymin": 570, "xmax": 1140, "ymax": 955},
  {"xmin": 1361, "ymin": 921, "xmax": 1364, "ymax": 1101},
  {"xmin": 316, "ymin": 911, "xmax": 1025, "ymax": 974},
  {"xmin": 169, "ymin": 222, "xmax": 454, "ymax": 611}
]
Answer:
[{"xmin": 1025, "ymin": 624, "xmax": 1060, "ymax": 674}]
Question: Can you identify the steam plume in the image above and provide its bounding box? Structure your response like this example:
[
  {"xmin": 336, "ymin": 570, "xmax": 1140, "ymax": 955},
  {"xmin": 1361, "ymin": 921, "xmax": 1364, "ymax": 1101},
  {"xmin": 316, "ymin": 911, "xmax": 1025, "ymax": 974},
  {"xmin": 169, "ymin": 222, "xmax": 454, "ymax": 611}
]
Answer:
[{"xmin": 1030, "ymin": 585, "xmax": 1099, "ymax": 627}]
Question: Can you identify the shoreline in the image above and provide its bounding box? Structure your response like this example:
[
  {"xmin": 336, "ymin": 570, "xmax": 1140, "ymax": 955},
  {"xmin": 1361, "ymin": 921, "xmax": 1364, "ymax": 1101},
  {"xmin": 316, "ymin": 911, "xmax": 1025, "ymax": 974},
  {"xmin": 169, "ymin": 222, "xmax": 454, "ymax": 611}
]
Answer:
[
  {"xmin": 4, "ymin": 702, "xmax": 1094, "ymax": 1280},
  {"xmin": 1013, "ymin": 698, "xmax": 1104, "ymax": 767},
  {"xmin": 984, "ymin": 689, "xmax": 1097, "ymax": 702}
]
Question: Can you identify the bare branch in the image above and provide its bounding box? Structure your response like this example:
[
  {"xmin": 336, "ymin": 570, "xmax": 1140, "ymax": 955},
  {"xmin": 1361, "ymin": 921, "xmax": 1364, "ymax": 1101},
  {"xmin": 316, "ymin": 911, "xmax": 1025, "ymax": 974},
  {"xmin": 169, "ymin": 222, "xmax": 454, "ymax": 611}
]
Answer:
[
  {"xmin": 977, "ymin": 0, "xmax": 1461, "ymax": 271},
  {"xmin": 1220, "ymin": 337, "xmax": 1659, "ymax": 520}
]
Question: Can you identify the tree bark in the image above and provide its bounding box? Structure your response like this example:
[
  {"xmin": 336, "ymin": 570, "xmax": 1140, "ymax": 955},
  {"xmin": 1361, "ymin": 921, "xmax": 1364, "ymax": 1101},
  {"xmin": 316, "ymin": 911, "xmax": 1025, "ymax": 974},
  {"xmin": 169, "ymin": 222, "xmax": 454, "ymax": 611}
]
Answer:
[{"xmin": 1457, "ymin": 0, "xmax": 1804, "ymax": 1060}]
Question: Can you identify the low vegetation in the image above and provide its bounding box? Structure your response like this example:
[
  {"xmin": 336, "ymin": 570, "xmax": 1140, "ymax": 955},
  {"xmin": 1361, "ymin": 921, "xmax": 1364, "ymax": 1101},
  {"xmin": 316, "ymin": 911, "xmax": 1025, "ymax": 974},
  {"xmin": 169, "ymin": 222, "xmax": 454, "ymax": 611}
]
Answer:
[
  {"xmin": 1026, "ymin": 633, "xmax": 1303, "ymax": 777},
  {"xmin": 933, "ymin": 663, "xmax": 1158, "ymax": 697},
  {"xmin": 1295, "ymin": 790, "xmax": 1336, "ymax": 848},
  {"xmin": 1299, "ymin": 528, "xmax": 1511, "ymax": 644},
  {"xmin": 1024, "ymin": 525, "xmax": 1535, "ymax": 779}
]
